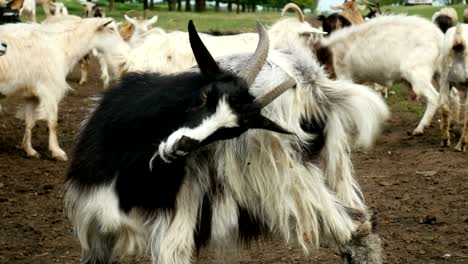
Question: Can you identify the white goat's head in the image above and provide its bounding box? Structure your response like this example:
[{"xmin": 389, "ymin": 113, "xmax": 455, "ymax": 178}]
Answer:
[
  {"xmin": 88, "ymin": 18, "xmax": 125, "ymax": 54},
  {"xmin": 124, "ymin": 13, "xmax": 158, "ymax": 36}
]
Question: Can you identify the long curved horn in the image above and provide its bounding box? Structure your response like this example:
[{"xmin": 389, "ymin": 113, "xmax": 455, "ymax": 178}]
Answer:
[
  {"xmin": 254, "ymin": 77, "xmax": 296, "ymax": 108},
  {"xmin": 238, "ymin": 21, "xmax": 269, "ymax": 87},
  {"xmin": 143, "ymin": 8, "xmax": 148, "ymax": 19},
  {"xmin": 281, "ymin": 3, "xmax": 305, "ymax": 22}
]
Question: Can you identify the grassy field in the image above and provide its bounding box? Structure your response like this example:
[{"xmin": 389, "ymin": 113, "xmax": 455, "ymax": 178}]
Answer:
[{"xmin": 31, "ymin": 0, "xmax": 466, "ymax": 32}]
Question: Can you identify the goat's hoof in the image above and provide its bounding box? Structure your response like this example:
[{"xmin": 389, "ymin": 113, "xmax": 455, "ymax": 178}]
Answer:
[
  {"xmin": 441, "ymin": 139, "xmax": 451, "ymax": 147},
  {"xmin": 26, "ymin": 150, "xmax": 41, "ymax": 159},
  {"xmin": 454, "ymin": 143, "xmax": 466, "ymax": 152},
  {"xmin": 345, "ymin": 207, "xmax": 367, "ymax": 223},
  {"xmin": 411, "ymin": 130, "xmax": 424, "ymax": 136},
  {"xmin": 52, "ymin": 151, "xmax": 68, "ymax": 161}
]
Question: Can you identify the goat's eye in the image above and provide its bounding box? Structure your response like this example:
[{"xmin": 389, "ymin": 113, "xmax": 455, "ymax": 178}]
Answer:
[
  {"xmin": 202, "ymin": 89, "xmax": 208, "ymax": 100},
  {"xmin": 189, "ymin": 89, "xmax": 208, "ymax": 112}
]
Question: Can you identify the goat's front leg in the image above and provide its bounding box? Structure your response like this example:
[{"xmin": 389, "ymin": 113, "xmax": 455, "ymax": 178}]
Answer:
[
  {"xmin": 39, "ymin": 88, "xmax": 67, "ymax": 161},
  {"xmin": 440, "ymin": 103, "xmax": 452, "ymax": 147},
  {"xmin": 47, "ymin": 115, "xmax": 67, "ymax": 161},
  {"xmin": 155, "ymin": 179, "xmax": 202, "ymax": 264},
  {"xmin": 455, "ymin": 94, "xmax": 468, "ymax": 152},
  {"xmin": 339, "ymin": 219, "xmax": 383, "ymax": 264},
  {"xmin": 79, "ymin": 54, "xmax": 90, "ymax": 86},
  {"xmin": 21, "ymin": 98, "xmax": 40, "ymax": 158}
]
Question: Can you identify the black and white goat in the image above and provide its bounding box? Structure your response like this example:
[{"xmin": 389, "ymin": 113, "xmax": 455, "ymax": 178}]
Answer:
[{"xmin": 65, "ymin": 20, "xmax": 388, "ymax": 264}]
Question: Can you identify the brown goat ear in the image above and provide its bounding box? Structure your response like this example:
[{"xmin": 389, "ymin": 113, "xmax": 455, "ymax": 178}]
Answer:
[
  {"xmin": 7, "ymin": 0, "xmax": 24, "ymax": 10},
  {"xmin": 188, "ymin": 20, "xmax": 222, "ymax": 80}
]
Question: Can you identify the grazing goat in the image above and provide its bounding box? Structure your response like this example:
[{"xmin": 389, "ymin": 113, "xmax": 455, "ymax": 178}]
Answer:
[
  {"xmin": 65, "ymin": 20, "xmax": 388, "ymax": 264},
  {"xmin": 0, "ymin": 0, "xmax": 23, "ymax": 24},
  {"xmin": 439, "ymin": 24, "xmax": 468, "ymax": 151},
  {"xmin": 316, "ymin": 15, "xmax": 444, "ymax": 136},
  {"xmin": 0, "ymin": 18, "xmax": 124, "ymax": 160},
  {"xmin": 432, "ymin": 7, "xmax": 458, "ymax": 33}
]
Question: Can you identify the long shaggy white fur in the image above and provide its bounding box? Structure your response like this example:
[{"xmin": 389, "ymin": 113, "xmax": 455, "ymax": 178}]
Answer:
[{"xmin": 65, "ymin": 41, "xmax": 388, "ymax": 264}]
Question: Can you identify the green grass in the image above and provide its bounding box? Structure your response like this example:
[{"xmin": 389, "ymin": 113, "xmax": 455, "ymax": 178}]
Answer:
[
  {"xmin": 32, "ymin": 1, "xmax": 467, "ymax": 32},
  {"xmin": 387, "ymin": 84, "xmax": 425, "ymax": 116},
  {"xmin": 33, "ymin": 0, "xmax": 284, "ymax": 33},
  {"xmin": 384, "ymin": 4, "xmax": 466, "ymax": 20}
]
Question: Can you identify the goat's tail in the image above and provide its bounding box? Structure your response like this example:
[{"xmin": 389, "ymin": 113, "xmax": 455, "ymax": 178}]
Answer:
[
  {"xmin": 281, "ymin": 3, "xmax": 304, "ymax": 22},
  {"xmin": 319, "ymin": 80, "xmax": 390, "ymax": 210}
]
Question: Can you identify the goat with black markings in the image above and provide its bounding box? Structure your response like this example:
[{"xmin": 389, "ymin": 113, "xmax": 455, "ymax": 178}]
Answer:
[
  {"xmin": 65, "ymin": 20, "xmax": 295, "ymax": 264},
  {"xmin": 65, "ymin": 19, "xmax": 387, "ymax": 264}
]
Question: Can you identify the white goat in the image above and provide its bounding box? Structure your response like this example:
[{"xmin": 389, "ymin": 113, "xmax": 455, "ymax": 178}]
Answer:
[
  {"xmin": 0, "ymin": 18, "xmax": 124, "ymax": 160},
  {"xmin": 439, "ymin": 24, "xmax": 468, "ymax": 152},
  {"xmin": 123, "ymin": 13, "xmax": 158, "ymax": 45},
  {"xmin": 76, "ymin": 14, "xmax": 160, "ymax": 89},
  {"xmin": 317, "ymin": 15, "xmax": 444, "ymax": 136},
  {"xmin": 104, "ymin": 13, "xmax": 324, "ymax": 77}
]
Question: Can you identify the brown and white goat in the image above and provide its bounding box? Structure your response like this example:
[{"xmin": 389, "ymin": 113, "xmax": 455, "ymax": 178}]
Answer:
[
  {"xmin": 439, "ymin": 24, "xmax": 468, "ymax": 151},
  {"xmin": 330, "ymin": 0, "xmax": 365, "ymax": 25},
  {"xmin": 315, "ymin": 15, "xmax": 445, "ymax": 136}
]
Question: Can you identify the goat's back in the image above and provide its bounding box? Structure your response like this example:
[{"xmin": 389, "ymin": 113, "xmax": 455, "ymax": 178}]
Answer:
[{"xmin": 322, "ymin": 15, "xmax": 444, "ymax": 83}]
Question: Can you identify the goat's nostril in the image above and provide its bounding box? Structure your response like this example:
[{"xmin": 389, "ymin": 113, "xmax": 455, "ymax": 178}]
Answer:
[{"xmin": 1, "ymin": 43, "xmax": 6, "ymax": 48}]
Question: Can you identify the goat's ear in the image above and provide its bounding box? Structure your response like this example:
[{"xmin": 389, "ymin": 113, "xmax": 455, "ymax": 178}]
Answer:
[
  {"xmin": 188, "ymin": 20, "xmax": 222, "ymax": 80},
  {"xmin": 98, "ymin": 20, "xmax": 114, "ymax": 31},
  {"xmin": 318, "ymin": 15, "xmax": 326, "ymax": 21},
  {"xmin": 7, "ymin": 0, "xmax": 24, "ymax": 10},
  {"xmin": 148, "ymin": 15, "xmax": 158, "ymax": 25},
  {"xmin": 124, "ymin": 14, "xmax": 136, "ymax": 25}
]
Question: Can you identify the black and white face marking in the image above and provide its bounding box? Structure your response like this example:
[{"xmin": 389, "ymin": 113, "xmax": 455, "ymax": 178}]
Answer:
[{"xmin": 149, "ymin": 20, "xmax": 294, "ymax": 166}]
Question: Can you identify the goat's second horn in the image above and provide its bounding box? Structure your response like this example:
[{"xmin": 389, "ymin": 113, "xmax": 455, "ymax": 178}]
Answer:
[
  {"xmin": 255, "ymin": 77, "xmax": 296, "ymax": 108},
  {"xmin": 239, "ymin": 21, "xmax": 269, "ymax": 87}
]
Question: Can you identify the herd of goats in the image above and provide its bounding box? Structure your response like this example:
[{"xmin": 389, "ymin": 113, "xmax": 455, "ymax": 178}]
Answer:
[{"xmin": 0, "ymin": 0, "xmax": 467, "ymax": 263}]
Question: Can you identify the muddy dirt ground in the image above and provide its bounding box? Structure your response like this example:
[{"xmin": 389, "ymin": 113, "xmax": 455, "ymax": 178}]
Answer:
[{"xmin": 0, "ymin": 61, "xmax": 466, "ymax": 264}]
